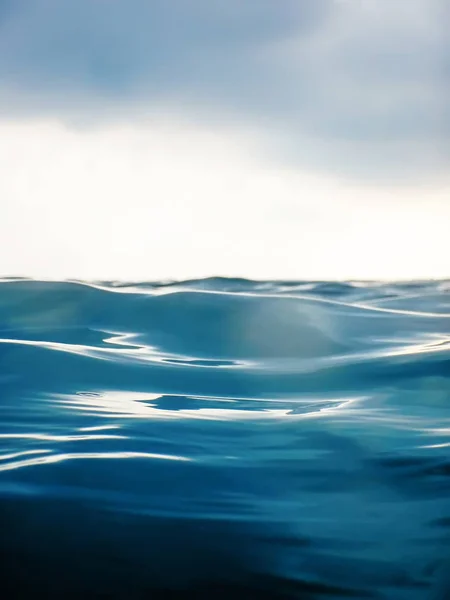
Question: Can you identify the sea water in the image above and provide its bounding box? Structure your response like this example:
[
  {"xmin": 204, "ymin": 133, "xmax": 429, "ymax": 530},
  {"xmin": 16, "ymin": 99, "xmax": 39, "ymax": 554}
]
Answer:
[{"xmin": 0, "ymin": 278, "xmax": 449, "ymax": 598}]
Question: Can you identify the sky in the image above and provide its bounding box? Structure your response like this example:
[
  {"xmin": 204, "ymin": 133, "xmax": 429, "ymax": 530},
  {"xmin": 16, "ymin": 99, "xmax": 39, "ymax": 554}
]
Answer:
[{"xmin": 1, "ymin": 0, "xmax": 449, "ymax": 281}]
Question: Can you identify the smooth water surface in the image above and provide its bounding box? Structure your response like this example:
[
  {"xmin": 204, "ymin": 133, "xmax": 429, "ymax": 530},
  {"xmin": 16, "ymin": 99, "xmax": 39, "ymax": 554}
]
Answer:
[{"xmin": 0, "ymin": 278, "xmax": 449, "ymax": 598}]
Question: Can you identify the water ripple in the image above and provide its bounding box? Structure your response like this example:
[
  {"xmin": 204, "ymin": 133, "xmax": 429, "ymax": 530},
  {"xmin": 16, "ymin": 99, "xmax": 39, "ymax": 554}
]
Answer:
[{"xmin": 0, "ymin": 278, "xmax": 449, "ymax": 598}]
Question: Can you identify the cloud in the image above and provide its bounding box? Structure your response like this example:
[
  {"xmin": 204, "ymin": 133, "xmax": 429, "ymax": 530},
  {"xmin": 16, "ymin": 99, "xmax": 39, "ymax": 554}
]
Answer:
[
  {"xmin": 1, "ymin": 118, "xmax": 449, "ymax": 281},
  {"xmin": 0, "ymin": 0, "xmax": 448, "ymax": 183}
]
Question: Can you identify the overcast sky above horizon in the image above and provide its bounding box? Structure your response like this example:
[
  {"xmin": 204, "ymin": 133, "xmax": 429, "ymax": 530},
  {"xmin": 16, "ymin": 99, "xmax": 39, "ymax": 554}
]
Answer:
[{"xmin": 1, "ymin": 0, "xmax": 449, "ymax": 281}]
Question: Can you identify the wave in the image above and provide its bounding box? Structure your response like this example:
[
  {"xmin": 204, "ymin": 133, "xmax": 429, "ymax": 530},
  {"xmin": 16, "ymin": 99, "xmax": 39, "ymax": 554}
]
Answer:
[{"xmin": 0, "ymin": 278, "xmax": 449, "ymax": 598}]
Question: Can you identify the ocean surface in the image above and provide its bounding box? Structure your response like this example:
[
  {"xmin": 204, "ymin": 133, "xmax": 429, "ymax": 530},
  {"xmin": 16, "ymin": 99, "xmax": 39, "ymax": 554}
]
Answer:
[{"xmin": 0, "ymin": 277, "xmax": 449, "ymax": 599}]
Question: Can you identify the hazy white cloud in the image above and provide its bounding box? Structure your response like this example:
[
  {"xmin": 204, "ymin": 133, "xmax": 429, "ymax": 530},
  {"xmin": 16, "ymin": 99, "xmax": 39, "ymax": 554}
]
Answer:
[{"xmin": 2, "ymin": 118, "xmax": 449, "ymax": 281}]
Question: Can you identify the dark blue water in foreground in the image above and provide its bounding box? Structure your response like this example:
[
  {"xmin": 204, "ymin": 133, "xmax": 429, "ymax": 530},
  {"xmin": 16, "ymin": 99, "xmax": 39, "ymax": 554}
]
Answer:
[{"xmin": 0, "ymin": 278, "xmax": 449, "ymax": 599}]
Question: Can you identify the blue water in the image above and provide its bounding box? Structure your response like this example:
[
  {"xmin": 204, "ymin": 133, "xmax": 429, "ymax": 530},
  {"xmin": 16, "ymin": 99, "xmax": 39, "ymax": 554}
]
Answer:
[{"xmin": 0, "ymin": 278, "xmax": 449, "ymax": 599}]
